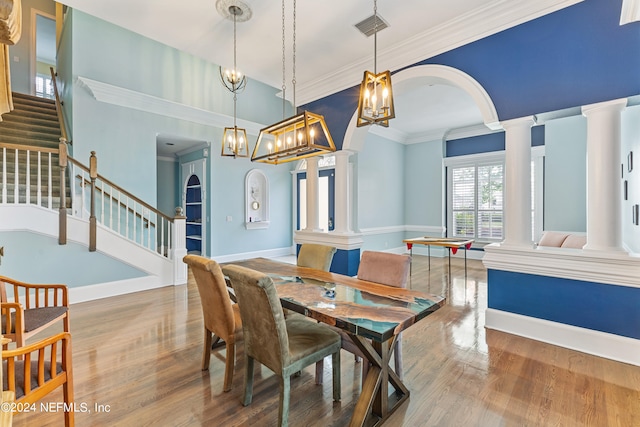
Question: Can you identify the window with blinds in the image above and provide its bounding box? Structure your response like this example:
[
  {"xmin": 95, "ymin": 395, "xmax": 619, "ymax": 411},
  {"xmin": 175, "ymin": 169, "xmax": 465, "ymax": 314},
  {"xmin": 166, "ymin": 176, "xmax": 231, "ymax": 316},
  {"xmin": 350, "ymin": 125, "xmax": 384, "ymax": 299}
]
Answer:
[{"xmin": 451, "ymin": 163, "xmax": 504, "ymax": 240}]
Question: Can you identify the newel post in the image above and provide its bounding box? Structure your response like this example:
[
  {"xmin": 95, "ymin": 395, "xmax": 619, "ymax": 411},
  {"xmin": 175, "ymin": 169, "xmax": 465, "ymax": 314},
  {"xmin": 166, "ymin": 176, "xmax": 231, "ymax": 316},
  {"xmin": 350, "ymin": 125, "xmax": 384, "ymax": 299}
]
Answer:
[
  {"xmin": 172, "ymin": 207, "xmax": 187, "ymax": 285},
  {"xmin": 89, "ymin": 151, "xmax": 97, "ymax": 252},
  {"xmin": 58, "ymin": 138, "xmax": 68, "ymax": 245}
]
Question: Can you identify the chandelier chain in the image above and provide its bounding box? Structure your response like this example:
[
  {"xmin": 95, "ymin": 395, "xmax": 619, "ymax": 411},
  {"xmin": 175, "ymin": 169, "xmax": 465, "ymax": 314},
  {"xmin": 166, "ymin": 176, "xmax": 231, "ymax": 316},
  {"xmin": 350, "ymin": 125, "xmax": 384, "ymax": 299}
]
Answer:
[
  {"xmin": 374, "ymin": 0, "xmax": 378, "ymax": 74},
  {"xmin": 281, "ymin": 0, "xmax": 286, "ymax": 118},
  {"xmin": 292, "ymin": 0, "xmax": 297, "ymax": 110}
]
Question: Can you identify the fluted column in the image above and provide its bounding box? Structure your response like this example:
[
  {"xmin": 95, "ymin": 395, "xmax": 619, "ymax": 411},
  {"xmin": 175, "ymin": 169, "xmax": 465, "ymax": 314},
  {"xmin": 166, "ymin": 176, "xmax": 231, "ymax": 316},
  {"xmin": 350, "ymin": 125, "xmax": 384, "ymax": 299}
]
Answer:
[
  {"xmin": 581, "ymin": 98, "xmax": 627, "ymax": 252},
  {"xmin": 333, "ymin": 150, "xmax": 353, "ymax": 234},
  {"xmin": 305, "ymin": 156, "xmax": 321, "ymax": 232},
  {"xmin": 501, "ymin": 116, "xmax": 535, "ymax": 247}
]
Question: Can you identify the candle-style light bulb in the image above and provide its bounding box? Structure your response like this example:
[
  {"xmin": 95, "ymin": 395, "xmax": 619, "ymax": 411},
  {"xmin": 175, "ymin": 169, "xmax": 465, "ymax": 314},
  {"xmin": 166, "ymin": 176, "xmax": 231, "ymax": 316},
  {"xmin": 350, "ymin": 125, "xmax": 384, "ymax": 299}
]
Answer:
[{"xmin": 267, "ymin": 142, "xmax": 273, "ymax": 154}]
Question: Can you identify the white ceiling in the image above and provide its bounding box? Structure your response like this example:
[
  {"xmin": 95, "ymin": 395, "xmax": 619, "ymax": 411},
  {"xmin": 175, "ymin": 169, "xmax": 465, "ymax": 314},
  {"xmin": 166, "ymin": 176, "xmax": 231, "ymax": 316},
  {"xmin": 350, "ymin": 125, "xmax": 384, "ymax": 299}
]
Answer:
[{"xmin": 57, "ymin": 0, "xmax": 581, "ymax": 156}]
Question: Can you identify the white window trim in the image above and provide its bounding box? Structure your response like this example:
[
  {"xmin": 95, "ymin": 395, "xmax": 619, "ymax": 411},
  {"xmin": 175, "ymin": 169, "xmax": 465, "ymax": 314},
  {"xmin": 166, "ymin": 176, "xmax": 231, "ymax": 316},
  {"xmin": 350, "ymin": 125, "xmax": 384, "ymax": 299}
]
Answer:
[{"xmin": 445, "ymin": 146, "xmax": 545, "ymax": 243}]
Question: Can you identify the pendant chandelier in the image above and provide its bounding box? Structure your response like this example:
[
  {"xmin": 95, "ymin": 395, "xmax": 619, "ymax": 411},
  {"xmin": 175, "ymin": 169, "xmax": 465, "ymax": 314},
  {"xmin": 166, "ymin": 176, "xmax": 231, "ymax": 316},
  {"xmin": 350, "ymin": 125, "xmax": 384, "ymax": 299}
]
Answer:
[
  {"xmin": 218, "ymin": 1, "xmax": 250, "ymax": 158},
  {"xmin": 251, "ymin": 0, "xmax": 336, "ymax": 165},
  {"xmin": 356, "ymin": 0, "xmax": 395, "ymax": 127}
]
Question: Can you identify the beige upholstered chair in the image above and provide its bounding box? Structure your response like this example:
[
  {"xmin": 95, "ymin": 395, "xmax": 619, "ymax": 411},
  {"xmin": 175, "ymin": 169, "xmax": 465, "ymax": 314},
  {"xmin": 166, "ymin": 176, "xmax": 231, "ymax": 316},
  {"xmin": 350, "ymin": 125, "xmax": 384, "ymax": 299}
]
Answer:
[
  {"xmin": 222, "ymin": 264, "xmax": 341, "ymax": 427},
  {"xmin": 297, "ymin": 244, "xmax": 336, "ymax": 271},
  {"xmin": 343, "ymin": 251, "xmax": 411, "ymax": 381},
  {"xmin": 183, "ymin": 255, "xmax": 242, "ymax": 392},
  {"xmin": 3, "ymin": 332, "xmax": 74, "ymax": 426},
  {"xmin": 0, "ymin": 276, "xmax": 70, "ymax": 349}
]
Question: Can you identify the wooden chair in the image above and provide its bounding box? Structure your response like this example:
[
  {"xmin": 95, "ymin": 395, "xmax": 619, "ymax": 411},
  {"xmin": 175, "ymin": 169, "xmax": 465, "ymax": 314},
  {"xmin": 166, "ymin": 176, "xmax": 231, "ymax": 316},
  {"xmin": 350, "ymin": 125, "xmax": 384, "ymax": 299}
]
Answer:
[
  {"xmin": 3, "ymin": 332, "xmax": 74, "ymax": 426},
  {"xmin": 0, "ymin": 276, "xmax": 70, "ymax": 349},
  {"xmin": 222, "ymin": 264, "xmax": 341, "ymax": 427},
  {"xmin": 297, "ymin": 244, "xmax": 336, "ymax": 271},
  {"xmin": 342, "ymin": 251, "xmax": 411, "ymax": 380},
  {"xmin": 183, "ymin": 255, "xmax": 242, "ymax": 392}
]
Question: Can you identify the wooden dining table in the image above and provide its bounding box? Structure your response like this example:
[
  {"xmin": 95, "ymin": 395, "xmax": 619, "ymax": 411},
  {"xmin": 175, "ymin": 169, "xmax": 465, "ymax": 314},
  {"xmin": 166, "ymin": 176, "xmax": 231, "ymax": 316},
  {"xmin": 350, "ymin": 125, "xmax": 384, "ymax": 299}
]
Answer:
[{"xmin": 224, "ymin": 257, "xmax": 446, "ymax": 427}]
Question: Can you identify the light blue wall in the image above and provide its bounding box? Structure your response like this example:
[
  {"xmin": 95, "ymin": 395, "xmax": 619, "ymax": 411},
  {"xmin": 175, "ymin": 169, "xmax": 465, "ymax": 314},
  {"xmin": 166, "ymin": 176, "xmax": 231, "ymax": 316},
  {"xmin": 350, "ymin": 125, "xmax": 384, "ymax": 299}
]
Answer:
[
  {"xmin": 156, "ymin": 158, "xmax": 178, "ymax": 217},
  {"xmin": 0, "ymin": 231, "xmax": 146, "ymax": 286},
  {"xmin": 67, "ymin": 9, "xmax": 287, "ymax": 205},
  {"xmin": 403, "ymin": 139, "xmax": 444, "ymax": 228},
  {"xmin": 622, "ymin": 104, "xmax": 640, "ymax": 253},
  {"xmin": 8, "ymin": 0, "xmax": 56, "ymax": 95},
  {"xmin": 544, "ymin": 115, "xmax": 587, "ymax": 232},
  {"xmin": 357, "ymin": 133, "xmax": 405, "ymax": 231}
]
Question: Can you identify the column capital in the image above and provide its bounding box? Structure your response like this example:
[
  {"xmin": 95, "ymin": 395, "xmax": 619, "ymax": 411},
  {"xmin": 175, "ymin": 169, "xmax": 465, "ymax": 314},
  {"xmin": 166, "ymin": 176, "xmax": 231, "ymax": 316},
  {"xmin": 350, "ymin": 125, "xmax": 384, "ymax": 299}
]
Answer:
[
  {"xmin": 581, "ymin": 98, "xmax": 627, "ymax": 116},
  {"xmin": 500, "ymin": 115, "xmax": 537, "ymax": 130},
  {"xmin": 334, "ymin": 149, "xmax": 354, "ymax": 159}
]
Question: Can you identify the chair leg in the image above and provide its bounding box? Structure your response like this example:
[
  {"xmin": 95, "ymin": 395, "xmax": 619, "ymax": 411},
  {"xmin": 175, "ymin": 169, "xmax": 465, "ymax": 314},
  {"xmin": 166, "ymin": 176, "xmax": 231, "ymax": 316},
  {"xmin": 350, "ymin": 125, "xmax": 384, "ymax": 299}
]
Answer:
[
  {"xmin": 223, "ymin": 340, "xmax": 235, "ymax": 392},
  {"xmin": 63, "ymin": 378, "xmax": 74, "ymax": 427},
  {"xmin": 242, "ymin": 356, "xmax": 254, "ymax": 406},
  {"xmin": 332, "ymin": 351, "xmax": 341, "ymax": 402},
  {"xmin": 64, "ymin": 313, "xmax": 71, "ymax": 333},
  {"xmin": 315, "ymin": 359, "xmax": 324, "ymax": 385},
  {"xmin": 202, "ymin": 328, "xmax": 212, "ymax": 371},
  {"xmin": 279, "ymin": 375, "xmax": 291, "ymax": 427}
]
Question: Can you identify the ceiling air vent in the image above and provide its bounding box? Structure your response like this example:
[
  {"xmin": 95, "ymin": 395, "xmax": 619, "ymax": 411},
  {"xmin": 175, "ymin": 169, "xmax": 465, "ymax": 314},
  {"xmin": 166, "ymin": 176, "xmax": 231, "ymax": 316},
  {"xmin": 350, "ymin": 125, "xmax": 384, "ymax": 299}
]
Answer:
[{"xmin": 354, "ymin": 14, "xmax": 389, "ymax": 37}]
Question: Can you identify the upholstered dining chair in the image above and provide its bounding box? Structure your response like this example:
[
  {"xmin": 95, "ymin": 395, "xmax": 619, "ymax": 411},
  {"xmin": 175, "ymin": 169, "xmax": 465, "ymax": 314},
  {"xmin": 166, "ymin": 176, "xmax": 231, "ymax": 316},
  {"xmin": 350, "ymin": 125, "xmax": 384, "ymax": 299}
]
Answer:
[
  {"xmin": 0, "ymin": 276, "xmax": 70, "ymax": 349},
  {"xmin": 342, "ymin": 251, "xmax": 411, "ymax": 381},
  {"xmin": 183, "ymin": 255, "xmax": 242, "ymax": 392},
  {"xmin": 3, "ymin": 332, "xmax": 74, "ymax": 426},
  {"xmin": 222, "ymin": 264, "xmax": 341, "ymax": 427},
  {"xmin": 297, "ymin": 244, "xmax": 336, "ymax": 272}
]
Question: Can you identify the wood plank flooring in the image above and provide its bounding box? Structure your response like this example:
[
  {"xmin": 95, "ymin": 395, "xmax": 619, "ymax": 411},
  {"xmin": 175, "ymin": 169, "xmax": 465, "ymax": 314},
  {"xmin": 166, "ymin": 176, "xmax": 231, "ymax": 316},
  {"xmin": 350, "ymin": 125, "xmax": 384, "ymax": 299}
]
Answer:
[{"xmin": 11, "ymin": 255, "xmax": 640, "ymax": 426}]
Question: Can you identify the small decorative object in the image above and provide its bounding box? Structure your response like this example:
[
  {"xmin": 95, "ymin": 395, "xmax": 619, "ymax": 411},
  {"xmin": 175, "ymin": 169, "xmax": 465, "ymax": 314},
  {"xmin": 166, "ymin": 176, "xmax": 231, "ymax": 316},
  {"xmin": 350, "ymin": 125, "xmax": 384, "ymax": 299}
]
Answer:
[
  {"xmin": 628, "ymin": 151, "xmax": 633, "ymax": 173},
  {"xmin": 624, "ymin": 180, "xmax": 628, "ymax": 200}
]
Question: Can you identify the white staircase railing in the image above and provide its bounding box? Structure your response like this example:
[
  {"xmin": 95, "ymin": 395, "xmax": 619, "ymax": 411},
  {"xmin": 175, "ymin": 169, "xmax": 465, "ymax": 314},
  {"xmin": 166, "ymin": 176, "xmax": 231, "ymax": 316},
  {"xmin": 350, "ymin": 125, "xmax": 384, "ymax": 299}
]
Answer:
[{"xmin": 0, "ymin": 141, "xmax": 186, "ymax": 282}]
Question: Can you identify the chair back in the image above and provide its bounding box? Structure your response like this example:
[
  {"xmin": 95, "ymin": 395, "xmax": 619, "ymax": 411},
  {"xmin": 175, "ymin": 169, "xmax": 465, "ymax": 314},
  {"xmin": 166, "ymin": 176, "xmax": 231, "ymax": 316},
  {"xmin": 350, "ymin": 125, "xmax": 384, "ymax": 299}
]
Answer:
[
  {"xmin": 222, "ymin": 264, "xmax": 289, "ymax": 375},
  {"xmin": 183, "ymin": 255, "xmax": 236, "ymax": 342},
  {"xmin": 357, "ymin": 251, "xmax": 411, "ymax": 289},
  {"xmin": 297, "ymin": 244, "xmax": 337, "ymax": 271}
]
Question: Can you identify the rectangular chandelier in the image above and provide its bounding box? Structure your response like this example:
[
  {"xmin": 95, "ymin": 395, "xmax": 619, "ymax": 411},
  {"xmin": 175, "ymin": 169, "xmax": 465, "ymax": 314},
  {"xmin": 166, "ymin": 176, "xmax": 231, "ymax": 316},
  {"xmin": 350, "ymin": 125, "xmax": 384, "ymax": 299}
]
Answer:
[
  {"xmin": 356, "ymin": 70, "xmax": 395, "ymax": 127},
  {"xmin": 251, "ymin": 111, "xmax": 336, "ymax": 164},
  {"xmin": 221, "ymin": 126, "xmax": 249, "ymax": 157}
]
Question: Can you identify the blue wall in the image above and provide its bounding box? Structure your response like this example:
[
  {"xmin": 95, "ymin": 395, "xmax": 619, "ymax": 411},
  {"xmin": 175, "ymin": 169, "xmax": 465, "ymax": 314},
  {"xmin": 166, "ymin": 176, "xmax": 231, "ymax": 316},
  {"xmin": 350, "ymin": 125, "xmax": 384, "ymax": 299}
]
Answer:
[{"xmin": 488, "ymin": 269, "xmax": 640, "ymax": 339}]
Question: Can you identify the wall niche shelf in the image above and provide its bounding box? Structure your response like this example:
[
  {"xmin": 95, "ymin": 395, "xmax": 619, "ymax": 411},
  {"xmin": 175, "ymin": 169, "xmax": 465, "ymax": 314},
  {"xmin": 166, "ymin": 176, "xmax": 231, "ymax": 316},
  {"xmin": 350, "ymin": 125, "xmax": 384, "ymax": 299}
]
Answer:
[{"xmin": 245, "ymin": 169, "xmax": 269, "ymax": 230}]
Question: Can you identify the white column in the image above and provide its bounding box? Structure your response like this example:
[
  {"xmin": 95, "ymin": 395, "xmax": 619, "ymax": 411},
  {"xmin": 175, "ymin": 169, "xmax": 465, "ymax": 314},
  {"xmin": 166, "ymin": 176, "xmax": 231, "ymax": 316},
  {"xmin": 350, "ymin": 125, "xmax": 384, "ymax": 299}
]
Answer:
[
  {"xmin": 172, "ymin": 211, "xmax": 187, "ymax": 285},
  {"xmin": 581, "ymin": 98, "xmax": 627, "ymax": 252},
  {"xmin": 333, "ymin": 150, "xmax": 353, "ymax": 234},
  {"xmin": 305, "ymin": 156, "xmax": 321, "ymax": 232},
  {"xmin": 501, "ymin": 116, "xmax": 535, "ymax": 247}
]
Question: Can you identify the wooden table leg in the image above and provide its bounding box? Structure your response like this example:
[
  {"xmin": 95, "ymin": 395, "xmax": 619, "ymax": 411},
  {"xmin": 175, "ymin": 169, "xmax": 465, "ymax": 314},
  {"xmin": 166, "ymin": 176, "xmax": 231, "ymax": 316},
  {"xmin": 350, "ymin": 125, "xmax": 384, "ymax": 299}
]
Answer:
[{"xmin": 348, "ymin": 335, "xmax": 409, "ymax": 427}]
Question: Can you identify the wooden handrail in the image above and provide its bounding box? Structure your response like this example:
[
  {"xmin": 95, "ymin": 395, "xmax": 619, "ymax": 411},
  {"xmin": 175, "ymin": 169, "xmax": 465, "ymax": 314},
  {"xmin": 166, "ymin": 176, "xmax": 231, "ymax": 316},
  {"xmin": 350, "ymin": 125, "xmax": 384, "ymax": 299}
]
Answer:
[
  {"xmin": 67, "ymin": 156, "xmax": 173, "ymax": 224},
  {"xmin": 49, "ymin": 67, "xmax": 70, "ymax": 143}
]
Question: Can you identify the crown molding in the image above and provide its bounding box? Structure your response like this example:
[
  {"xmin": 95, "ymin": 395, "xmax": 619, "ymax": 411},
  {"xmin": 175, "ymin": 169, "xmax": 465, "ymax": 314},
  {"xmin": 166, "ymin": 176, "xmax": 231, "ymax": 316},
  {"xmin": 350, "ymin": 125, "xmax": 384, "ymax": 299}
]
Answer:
[
  {"xmin": 76, "ymin": 76, "xmax": 266, "ymax": 135},
  {"xmin": 296, "ymin": 0, "xmax": 584, "ymax": 105}
]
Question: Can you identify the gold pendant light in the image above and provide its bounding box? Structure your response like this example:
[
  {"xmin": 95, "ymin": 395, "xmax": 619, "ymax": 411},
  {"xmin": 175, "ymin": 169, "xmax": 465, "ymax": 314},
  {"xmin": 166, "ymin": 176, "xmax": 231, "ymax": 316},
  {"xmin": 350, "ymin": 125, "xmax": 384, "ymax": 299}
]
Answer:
[
  {"xmin": 252, "ymin": 0, "xmax": 335, "ymax": 164},
  {"xmin": 219, "ymin": 2, "xmax": 250, "ymax": 157},
  {"xmin": 357, "ymin": 0, "xmax": 395, "ymax": 127}
]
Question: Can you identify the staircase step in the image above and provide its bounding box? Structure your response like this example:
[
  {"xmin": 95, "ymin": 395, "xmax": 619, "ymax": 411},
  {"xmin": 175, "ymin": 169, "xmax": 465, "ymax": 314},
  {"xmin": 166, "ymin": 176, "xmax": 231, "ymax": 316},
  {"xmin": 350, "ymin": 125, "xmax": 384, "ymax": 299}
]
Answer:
[
  {"xmin": 0, "ymin": 135, "xmax": 60, "ymax": 150},
  {"xmin": 9, "ymin": 106, "xmax": 58, "ymax": 122},
  {"xmin": 1, "ymin": 114, "xmax": 61, "ymax": 132},
  {"xmin": 11, "ymin": 92, "xmax": 56, "ymax": 108},
  {"xmin": 0, "ymin": 127, "xmax": 60, "ymax": 144}
]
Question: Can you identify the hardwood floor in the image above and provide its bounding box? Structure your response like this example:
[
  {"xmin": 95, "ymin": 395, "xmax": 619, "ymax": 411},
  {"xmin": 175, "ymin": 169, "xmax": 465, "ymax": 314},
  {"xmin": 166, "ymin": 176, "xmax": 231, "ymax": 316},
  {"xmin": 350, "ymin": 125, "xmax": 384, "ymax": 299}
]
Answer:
[{"xmin": 12, "ymin": 255, "xmax": 640, "ymax": 426}]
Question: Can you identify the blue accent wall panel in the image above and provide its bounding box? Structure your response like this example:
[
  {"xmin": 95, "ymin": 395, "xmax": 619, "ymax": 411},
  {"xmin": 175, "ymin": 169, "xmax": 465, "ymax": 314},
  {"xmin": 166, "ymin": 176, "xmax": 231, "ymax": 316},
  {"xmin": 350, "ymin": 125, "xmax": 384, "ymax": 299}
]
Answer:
[
  {"xmin": 488, "ymin": 269, "xmax": 640, "ymax": 339},
  {"xmin": 332, "ymin": 248, "xmax": 360, "ymax": 277}
]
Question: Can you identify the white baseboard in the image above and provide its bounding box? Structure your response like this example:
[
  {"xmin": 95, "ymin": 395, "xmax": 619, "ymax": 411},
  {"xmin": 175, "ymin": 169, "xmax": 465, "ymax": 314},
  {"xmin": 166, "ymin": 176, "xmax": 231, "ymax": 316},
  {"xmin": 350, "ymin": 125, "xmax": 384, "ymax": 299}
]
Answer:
[
  {"xmin": 69, "ymin": 275, "xmax": 172, "ymax": 304},
  {"xmin": 485, "ymin": 308, "xmax": 640, "ymax": 366}
]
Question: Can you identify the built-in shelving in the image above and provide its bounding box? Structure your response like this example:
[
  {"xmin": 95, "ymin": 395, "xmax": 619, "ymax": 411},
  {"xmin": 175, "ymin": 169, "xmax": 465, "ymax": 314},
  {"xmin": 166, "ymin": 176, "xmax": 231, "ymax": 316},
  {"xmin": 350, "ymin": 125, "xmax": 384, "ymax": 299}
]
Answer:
[{"xmin": 185, "ymin": 176, "xmax": 202, "ymax": 254}]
